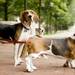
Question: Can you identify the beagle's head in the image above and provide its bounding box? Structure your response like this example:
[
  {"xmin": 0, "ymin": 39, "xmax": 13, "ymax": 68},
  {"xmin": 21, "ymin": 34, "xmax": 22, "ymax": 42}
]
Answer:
[{"xmin": 20, "ymin": 10, "xmax": 39, "ymax": 28}]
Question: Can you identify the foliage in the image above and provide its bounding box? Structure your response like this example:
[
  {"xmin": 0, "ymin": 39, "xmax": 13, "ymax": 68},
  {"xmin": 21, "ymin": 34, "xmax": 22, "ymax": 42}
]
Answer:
[
  {"xmin": 0, "ymin": 0, "xmax": 74, "ymax": 33},
  {"xmin": 41, "ymin": 0, "xmax": 73, "ymax": 26}
]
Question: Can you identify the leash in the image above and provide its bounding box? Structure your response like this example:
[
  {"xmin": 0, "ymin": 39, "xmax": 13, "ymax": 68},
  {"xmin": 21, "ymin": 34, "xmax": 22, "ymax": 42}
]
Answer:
[
  {"xmin": 0, "ymin": 35, "xmax": 42, "ymax": 44},
  {"xmin": 0, "ymin": 40, "xmax": 26, "ymax": 44}
]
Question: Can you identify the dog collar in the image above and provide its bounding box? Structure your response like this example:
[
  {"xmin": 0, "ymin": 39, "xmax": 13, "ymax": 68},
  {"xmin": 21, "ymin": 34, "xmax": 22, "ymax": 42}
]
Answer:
[
  {"xmin": 23, "ymin": 26, "xmax": 30, "ymax": 30},
  {"xmin": 22, "ymin": 23, "xmax": 30, "ymax": 30}
]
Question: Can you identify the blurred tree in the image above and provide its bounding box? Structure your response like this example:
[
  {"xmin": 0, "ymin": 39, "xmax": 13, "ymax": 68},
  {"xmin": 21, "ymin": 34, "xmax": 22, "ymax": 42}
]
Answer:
[
  {"xmin": 0, "ymin": 0, "xmax": 73, "ymax": 33},
  {"xmin": 4, "ymin": 0, "xmax": 8, "ymax": 20},
  {"xmin": 69, "ymin": 0, "xmax": 75, "ymax": 23},
  {"xmin": 40, "ymin": 0, "xmax": 73, "ymax": 33}
]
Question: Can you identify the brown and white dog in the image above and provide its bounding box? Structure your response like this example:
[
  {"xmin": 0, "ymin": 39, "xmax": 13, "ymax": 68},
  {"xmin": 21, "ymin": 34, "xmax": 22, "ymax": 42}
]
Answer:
[
  {"xmin": 64, "ymin": 36, "xmax": 75, "ymax": 68},
  {"xmin": 19, "ymin": 36, "xmax": 52, "ymax": 72},
  {"xmin": 0, "ymin": 10, "xmax": 40, "ymax": 67},
  {"xmin": 43, "ymin": 36, "xmax": 75, "ymax": 69},
  {"xmin": 14, "ymin": 10, "xmax": 41, "ymax": 67},
  {"xmin": 19, "ymin": 35, "xmax": 75, "ymax": 72}
]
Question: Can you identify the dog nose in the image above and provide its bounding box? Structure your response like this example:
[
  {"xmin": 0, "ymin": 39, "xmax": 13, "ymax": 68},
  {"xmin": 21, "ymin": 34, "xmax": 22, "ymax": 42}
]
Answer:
[{"xmin": 28, "ymin": 15, "xmax": 32, "ymax": 19}]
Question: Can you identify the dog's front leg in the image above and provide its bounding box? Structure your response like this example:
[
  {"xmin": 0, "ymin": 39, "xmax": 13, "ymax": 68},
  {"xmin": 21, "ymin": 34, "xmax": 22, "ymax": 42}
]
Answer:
[
  {"xmin": 14, "ymin": 43, "xmax": 23, "ymax": 66},
  {"xmin": 25, "ymin": 53, "xmax": 39, "ymax": 72},
  {"xmin": 25, "ymin": 56, "xmax": 34, "ymax": 72},
  {"xmin": 14, "ymin": 43, "xmax": 20, "ymax": 66},
  {"xmin": 18, "ymin": 43, "xmax": 24, "ymax": 58}
]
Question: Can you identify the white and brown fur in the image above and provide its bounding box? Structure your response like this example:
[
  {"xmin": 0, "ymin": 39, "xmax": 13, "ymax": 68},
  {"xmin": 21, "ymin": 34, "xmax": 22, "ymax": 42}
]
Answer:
[
  {"xmin": 19, "ymin": 34, "xmax": 75, "ymax": 72},
  {"xmin": 14, "ymin": 10, "xmax": 41, "ymax": 67},
  {"xmin": 19, "ymin": 36, "xmax": 52, "ymax": 72},
  {"xmin": 0, "ymin": 10, "xmax": 40, "ymax": 67},
  {"xmin": 42, "ymin": 36, "xmax": 75, "ymax": 69}
]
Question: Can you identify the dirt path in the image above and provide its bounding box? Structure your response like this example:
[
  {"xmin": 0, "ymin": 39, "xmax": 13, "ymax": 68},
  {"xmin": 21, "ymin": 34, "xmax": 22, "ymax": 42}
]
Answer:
[{"xmin": 0, "ymin": 44, "xmax": 75, "ymax": 75}]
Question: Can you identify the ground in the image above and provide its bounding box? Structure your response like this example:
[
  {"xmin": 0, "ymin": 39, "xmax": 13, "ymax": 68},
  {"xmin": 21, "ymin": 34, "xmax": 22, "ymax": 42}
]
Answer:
[{"xmin": 0, "ymin": 43, "xmax": 75, "ymax": 75}]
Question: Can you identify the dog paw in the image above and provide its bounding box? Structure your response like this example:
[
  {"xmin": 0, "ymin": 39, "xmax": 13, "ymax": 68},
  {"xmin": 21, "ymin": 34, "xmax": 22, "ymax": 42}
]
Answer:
[
  {"xmin": 63, "ymin": 60, "xmax": 68, "ymax": 67},
  {"xmin": 26, "ymin": 68, "xmax": 34, "ymax": 72},
  {"xmin": 31, "ymin": 66, "xmax": 37, "ymax": 70},
  {"xmin": 18, "ymin": 58, "xmax": 24, "ymax": 63},
  {"xmin": 15, "ymin": 61, "xmax": 21, "ymax": 67},
  {"xmin": 15, "ymin": 58, "xmax": 24, "ymax": 67},
  {"xmin": 68, "ymin": 60, "xmax": 75, "ymax": 68},
  {"xmin": 63, "ymin": 59, "xmax": 75, "ymax": 69}
]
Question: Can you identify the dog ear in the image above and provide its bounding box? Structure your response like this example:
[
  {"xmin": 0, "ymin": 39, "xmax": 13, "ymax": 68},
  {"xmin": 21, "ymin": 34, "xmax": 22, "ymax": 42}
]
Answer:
[
  {"xmin": 20, "ymin": 11, "xmax": 28, "ymax": 23},
  {"xmin": 29, "ymin": 10, "xmax": 39, "ymax": 23},
  {"xmin": 33, "ymin": 12, "xmax": 39, "ymax": 23},
  {"xmin": 33, "ymin": 14, "xmax": 39, "ymax": 23}
]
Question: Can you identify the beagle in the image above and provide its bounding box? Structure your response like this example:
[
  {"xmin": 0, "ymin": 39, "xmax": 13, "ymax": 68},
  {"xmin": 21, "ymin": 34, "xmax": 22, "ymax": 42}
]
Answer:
[
  {"xmin": 0, "ymin": 10, "xmax": 40, "ymax": 67},
  {"xmin": 20, "ymin": 35, "xmax": 75, "ymax": 72},
  {"xmin": 20, "ymin": 36, "xmax": 52, "ymax": 72},
  {"xmin": 14, "ymin": 10, "xmax": 40, "ymax": 66}
]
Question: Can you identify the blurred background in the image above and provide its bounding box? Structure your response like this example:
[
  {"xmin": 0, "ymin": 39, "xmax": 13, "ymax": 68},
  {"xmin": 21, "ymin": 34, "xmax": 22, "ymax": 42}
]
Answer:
[{"xmin": 0, "ymin": 0, "xmax": 75, "ymax": 34}]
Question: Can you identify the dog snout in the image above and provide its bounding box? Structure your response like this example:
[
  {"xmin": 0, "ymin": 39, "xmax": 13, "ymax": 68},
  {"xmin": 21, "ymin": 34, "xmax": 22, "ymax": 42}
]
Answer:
[{"xmin": 28, "ymin": 15, "xmax": 32, "ymax": 19}]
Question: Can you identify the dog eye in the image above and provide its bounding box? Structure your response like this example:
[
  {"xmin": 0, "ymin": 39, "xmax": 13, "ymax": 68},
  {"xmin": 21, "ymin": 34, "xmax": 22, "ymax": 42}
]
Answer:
[
  {"xmin": 24, "ymin": 11, "xmax": 28, "ymax": 15},
  {"xmin": 30, "ymin": 11, "xmax": 34, "ymax": 14}
]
